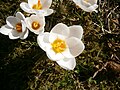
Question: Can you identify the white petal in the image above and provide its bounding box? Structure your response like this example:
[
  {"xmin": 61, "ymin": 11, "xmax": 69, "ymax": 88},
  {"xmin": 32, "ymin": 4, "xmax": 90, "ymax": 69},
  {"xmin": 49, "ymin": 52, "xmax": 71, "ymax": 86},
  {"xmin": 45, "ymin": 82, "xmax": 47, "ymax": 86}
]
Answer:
[
  {"xmin": 16, "ymin": 12, "xmax": 25, "ymax": 20},
  {"xmin": 73, "ymin": 0, "xmax": 91, "ymax": 7},
  {"xmin": 42, "ymin": 33, "xmax": 50, "ymax": 43},
  {"xmin": 28, "ymin": 0, "xmax": 38, "ymax": 8},
  {"xmin": 46, "ymin": 48, "xmax": 65, "ymax": 61},
  {"xmin": 6, "ymin": 16, "xmax": 20, "ymax": 28},
  {"xmin": 62, "ymin": 48, "xmax": 74, "ymax": 58},
  {"xmin": 56, "ymin": 58, "xmax": 76, "ymax": 70},
  {"xmin": 49, "ymin": 33, "xmax": 66, "ymax": 43},
  {"xmin": 25, "ymin": 15, "xmax": 45, "ymax": 34},
  {"xmin": 73, "ymin": 0, "xmax": 79, "ymax": 4},
  {"xmin": 0, "ymin": 25, "xmax": 12, "ymax": 35},
  {"xmin": 20, "ymin": 21, "xmax": 28, "ymax": 39},
  {"xmin": 21, "ymin": 20, "xmax": 27, "ymax": 32},
  {"xmin": 41, "ymin": 0, "xmax": 52, "ymax": 9},
  {"xmin": 48, "ymin": 33, "xmax": 57, "ymax": 43},
  {"xmin": 37, "ymin": 15, "xmax": 45, "ymax": 27},
  {"xmin": 34, "ymin": 9, "xmax": 53, "ymax": 16},
  {"xmin": 34, "ymin": 28, "xmax": 44, "ymax": 34},
  {"xmin": 37, "ymin": 32, "xmax": 50, "ymax": 51},
  {"xmin": 69, "ymin": 25, "xmax": 83, "ymax": 39},
  {"xmin": 77, "ymin": 4, "xmax": 90, "ymax": 12},
  {"xmin": 73, "ymin": 0, "xmax": 98, "ymax": 12},
  {"xmin": 44, "ymin": 9, "xmax": 54, "ymax": 16},
  {"xmin": 37, "ymin": 34, "xmax": 45, "ymax": 50},
  {"xmin": 20, "ymin": 2, "xmax": 33, "ymax": 13},
  {"xmin": 9, "ymin": 31, "xmax": 19, "ymax": 39},
  {"xmin": 89, "ymin": 0, "xmax": 98, "ymax": 4},
  {"xmin": 88, "ymin": 4, "xmax": 98, "ymax": 12},
  {"xmin": 20, "ymin": 29, "xmax": 29, "ymax": 39},
  {"xmin": 33, "ymin": 10, "xmax": 45, "ymax": 16},
  {"xmin": 66, "ymin": 37, "xmax": 85, "ymax": 57},
  {"xmin": 82, "ymin": 0, "xmax": 91, "ymax": 7},
  {"xmin": 50, "ymin": 23, "xmax": 70, "ymax": 38}
]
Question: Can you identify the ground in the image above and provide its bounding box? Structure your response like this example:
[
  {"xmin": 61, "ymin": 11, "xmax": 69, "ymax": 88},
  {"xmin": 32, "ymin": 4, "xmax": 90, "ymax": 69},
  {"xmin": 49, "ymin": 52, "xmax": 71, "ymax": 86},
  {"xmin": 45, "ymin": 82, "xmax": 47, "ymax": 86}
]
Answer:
[{"xmin": 0, "ymin": 0, "xmax": 120, "ymax": 90}]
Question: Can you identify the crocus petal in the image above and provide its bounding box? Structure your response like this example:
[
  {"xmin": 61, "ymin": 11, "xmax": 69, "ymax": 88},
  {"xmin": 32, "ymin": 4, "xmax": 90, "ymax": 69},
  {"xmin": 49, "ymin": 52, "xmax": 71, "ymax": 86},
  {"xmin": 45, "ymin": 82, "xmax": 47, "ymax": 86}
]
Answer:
[
  {"xmin": 9, "ymin": 31, "xmax": 19, "ymax": 39},
  {"xmin": 21, "ymin": 20, "xmax": 27, "ymax": 32},
  {"xmin": 69, "ymin": 25, "xmax": 83, "ymax": 39},
  {"xmin": 36, "ymin": 15, "xmax": 45, "ymax": 29},
  {"xmin": 89, "ymin": 0, "xmax": 98, "ymax": 4},
  {"xmin": 25, "ymin": 15, "xmax": 45, "ymax": 34},
  {"xmin": 44, "ymin": 9, "xmax": 54, "ymax": 16},
  {"xmin": 73, "ymin": 0, "xmax": 79, "ymax": 4},
  {"xmin": 49, "ymin": 33, "xmax": 66, "ymax": 43},
  {"xmin": 37, "ymin": 32, "xmax": 50, "ymax": 51},
  {"xmin": 34, "ymin": 28, "xmax": 44, "ymax": 34},
  {"xmin": 46, "ymin": 48, "xmax": 65, "ymax": 61},
  {"xmin": 20, "ymin": 2, "xmax": 33, "ymax": 13},
  {"xmin": 20, "ymin": 21, "xmax": 29, "ymax": 39},
  {"xmin": 41, "ymin": 0, "xmax": 52, "ymax": 9},
  {"xmin": 66, "ymin": 37, "xmax": 85, "ymax": 57},
  {"xmin": 62, "ymin": 48, "xmax": 74, "ymax": 58},
  {"xmin": 28, "ymin": 0, "xmax": 38, "ymax": 8},
  {"xmin": 42, "ymin": 33, "xmax": 50, "ymax": 43},
  {"xmin": 51, "ymin": 23, "xmax": 69, "ymax": 38},
  {"xmin": 73, "ymin": 0, "xmax": 90, "ymax": 7},
  {"xmin": 16, "ymin": 12, "xmax": 25, "ymax": 20},
  {"xmin": 73, "ymin": 0, "xmax": 98, "ymax": 12},
  {"xmin": 0, "ymin": 25, "xmax": 12, "ymax": 35},
  {"xmin": 33, "ymin": 9, "xmax": 53, "ymax": 16},
  {"xmin": 87, "ymin": 4, "xmax": 98, "ymax": 13},
  {"xmin": 79, "ymin": 5, "xmax": 96, "ymax": 12},
  {"xmin": 6, "ymin": 16, "xmax": 20, "ymax": 28},
  {"xmin": 33, "ymin": 10, "xmax": 45, "ymax": 16},
  {"xmin": 82, "ymin": 0, "xmax": 91, "ymax": 7},
  {"xmin": 56, "ymin": 58, "xmax": 76, "ymax": 70},
  {"xmin": 20, "ymin": 29, "xmax": 29, "ymax": 39},
  {"xmin": 76, "ymin": 3, "xmax": 89, "ymax": 12}
]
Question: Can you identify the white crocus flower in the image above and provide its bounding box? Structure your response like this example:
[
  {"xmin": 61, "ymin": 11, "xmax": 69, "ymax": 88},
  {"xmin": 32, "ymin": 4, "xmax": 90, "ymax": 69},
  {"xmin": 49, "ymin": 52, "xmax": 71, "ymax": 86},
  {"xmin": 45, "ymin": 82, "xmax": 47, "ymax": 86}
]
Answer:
[
  {"xmin": 73, "ymin": 0, "xmax": 98, "ymax": 12},
  {"xmin": 25, "ymin": 14, "xmax": 45, "ymax": 34},
  {"xmin": 37, "ymin": 23, "xmax": 85, "ymax": 70},
  {"xmin": 0, "ymin": 12, "xmax": 29, "ymax": 39},
  {"xmin": 20, "ymin": 0, "xmax": 53, "ymax": 16}
]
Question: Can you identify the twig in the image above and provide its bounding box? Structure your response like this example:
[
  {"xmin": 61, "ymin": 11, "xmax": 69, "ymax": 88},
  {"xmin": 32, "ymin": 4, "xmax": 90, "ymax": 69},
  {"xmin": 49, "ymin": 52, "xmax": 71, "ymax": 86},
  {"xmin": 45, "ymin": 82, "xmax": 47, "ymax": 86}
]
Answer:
[
  {"xmin": 107, "ymin": 6, "xmax": 119, "ymax": 18},
  {"xmin": 92, "ymin": 62, "xmax": 109, "ymax": 78},
  {"xmin": 107, "ymin": 5, "xmax": 119, "ymax": 32}
]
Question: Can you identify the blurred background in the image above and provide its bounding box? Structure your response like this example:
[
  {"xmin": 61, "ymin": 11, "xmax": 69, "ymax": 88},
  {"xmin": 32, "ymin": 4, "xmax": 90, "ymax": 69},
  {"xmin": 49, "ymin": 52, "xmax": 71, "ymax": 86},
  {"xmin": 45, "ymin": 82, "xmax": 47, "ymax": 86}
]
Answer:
[{"xmin": 0, "ymin": 0, "xmax": 120, "ymax": 90}]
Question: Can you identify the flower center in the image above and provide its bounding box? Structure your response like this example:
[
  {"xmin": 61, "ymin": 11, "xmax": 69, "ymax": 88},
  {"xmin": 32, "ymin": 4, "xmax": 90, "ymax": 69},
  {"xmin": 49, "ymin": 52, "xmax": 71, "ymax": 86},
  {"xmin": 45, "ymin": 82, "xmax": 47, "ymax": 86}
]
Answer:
[
  {"xmin": 32, "ymin": 21, "xmax": 40, "ymax": 30},
  {"xmin": 51, "ymin": 38, "xmax": 67, "ymax": 53},
  {"xmin": 16, "ymin": 23, "xmax": 22, "ymax": 32},
  {"xmin": 32, "ymin": 0, "xmax": 42, "ymax": 10}
]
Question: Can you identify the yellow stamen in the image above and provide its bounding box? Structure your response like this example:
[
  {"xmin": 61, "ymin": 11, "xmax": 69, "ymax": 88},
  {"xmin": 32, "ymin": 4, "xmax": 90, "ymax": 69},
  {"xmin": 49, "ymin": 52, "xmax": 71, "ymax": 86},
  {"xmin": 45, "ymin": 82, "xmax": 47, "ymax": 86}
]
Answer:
[
  {"xmin": 16, "ymin": 23, "xmax": 22, "ymax": 32},
  {"xmin": 32, "ymin": 21, "xmax": 40, "ymax": 30},
  {"xmin": 51, "ymin": 38, "xmax": 67, "ymax": 53},
  {"xmin": 32, "ymin": 0, "xmax": 42, "ymax": 10}
]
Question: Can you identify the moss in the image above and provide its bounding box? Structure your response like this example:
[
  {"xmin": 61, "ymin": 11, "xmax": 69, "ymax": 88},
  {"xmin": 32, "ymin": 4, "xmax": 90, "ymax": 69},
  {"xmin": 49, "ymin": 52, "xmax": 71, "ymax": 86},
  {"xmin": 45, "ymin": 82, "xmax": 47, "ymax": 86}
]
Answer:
[{"xmin": 0, "ymin": 0, "xmax": 120, "ymax": 90}]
